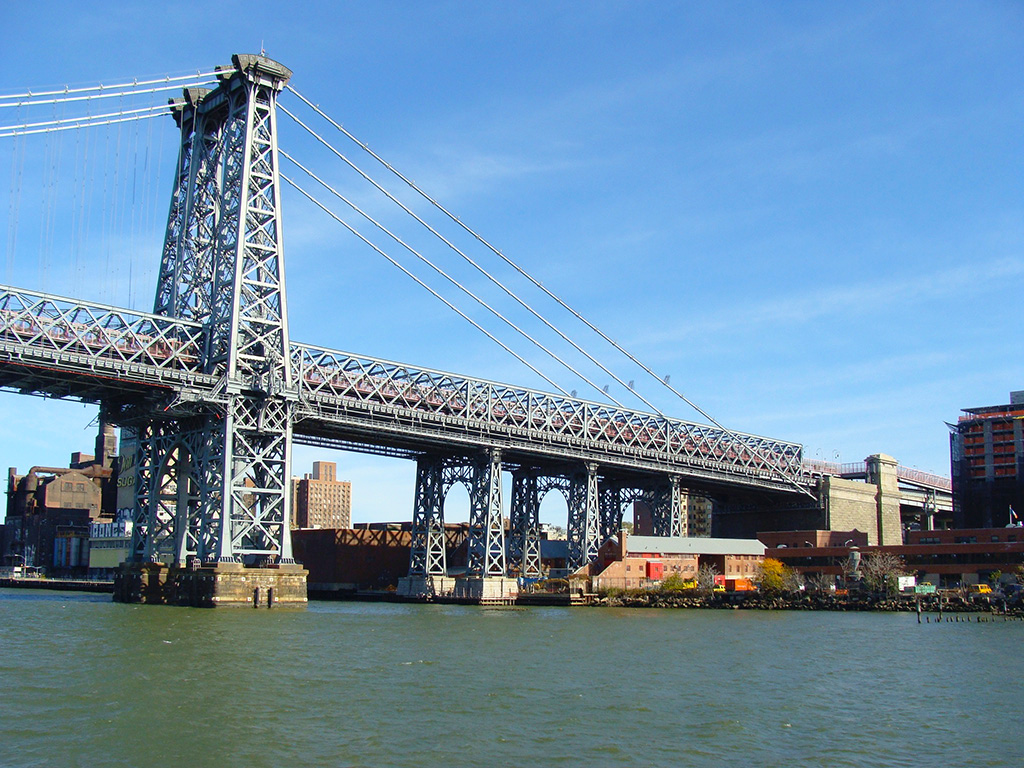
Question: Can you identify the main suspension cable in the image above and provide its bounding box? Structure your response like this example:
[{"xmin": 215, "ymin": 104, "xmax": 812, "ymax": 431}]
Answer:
[
  {"xmin": 280, "ymin": 102, "xmax": 667, "ymax": 421},
  {"xmin": 281, "ymin": 149, "xmax": 626, "ymax": 410},
  {"xmin": 281, "ymin": 173, "xmax": 573, "ymax": 398},
  {"xmin": 0, "ymin": 70, "xmax": 219, "ymax": 102},
  {"xmin": 285, "ymin": 87, "xmax": 810, "ymax": 492},
  {"xmin": 285, "ymin": 88, "xmax": 693, "ymax": 407},
  {"xmin": 282, "ymin": 101, "xmax": 671, "ymax": 421},
  {"xmin": 0, "ymin": 103, "xmax": 169, "ymax": 134},
  {"xmin": 0, "ymin": 111, "xmax": 165, "ymax": 139},
  {"xmin": 0, "ymin": 81, "xmax": 215, "ymax": 110}
]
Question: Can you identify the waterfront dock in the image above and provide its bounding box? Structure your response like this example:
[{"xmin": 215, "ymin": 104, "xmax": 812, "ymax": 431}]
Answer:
[{"xmin": 0, "ymin": 577, "xmax": 113, "ymax": 593}]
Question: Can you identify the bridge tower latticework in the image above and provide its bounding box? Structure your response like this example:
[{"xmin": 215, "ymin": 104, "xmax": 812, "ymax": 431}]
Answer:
[{"xmin": 129, "ymin": 55, "xmax": 297, "ymax": 566}]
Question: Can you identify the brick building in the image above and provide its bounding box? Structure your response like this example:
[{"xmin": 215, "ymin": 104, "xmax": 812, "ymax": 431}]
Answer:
[
  {"xmin": 1, "ymin": 424, "xmax": 118, "ymax": 575},
  {"xmin": 585, "ymin": 531, "xmax": 765, "ymax": 591},
  {"xmin": 950, "ymin": 390, "xmax": 1024, "ymax": 529},
  {"xmin": 764, "ymin": 526, "xmax": 1024, "ymax": 588},
  {"xmin": 292, "ymin": 461, "xmax": 352, "ymax": 529},
  {"xmin": 292, "ymin": 522, "xmax": 470, "ymax": 592}
]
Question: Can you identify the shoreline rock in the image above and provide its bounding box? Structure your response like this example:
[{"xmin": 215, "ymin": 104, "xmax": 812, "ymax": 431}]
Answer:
[{"xmin": 590, "ymin": 591, "xmax": 1022, "ymax": 615}]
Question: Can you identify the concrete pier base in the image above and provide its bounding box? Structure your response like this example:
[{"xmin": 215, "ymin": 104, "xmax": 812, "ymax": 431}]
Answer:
[
  {"xmin": 396, "ymin": 574, "xmax": 518, "ymax": 604},
  {"xmin": 454, "ymin": 576, "xmax": 519, "ymax": 604},
  {"xmin": 114, "ymin": 562, "xmax": 308, "ymax": 607},
  {"xmin": 396, "ymin": 575, "xmax": 457, "ymax": 599}
]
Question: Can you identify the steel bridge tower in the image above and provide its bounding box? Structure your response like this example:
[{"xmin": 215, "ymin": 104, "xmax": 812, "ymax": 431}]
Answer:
[{"xmin": 114, "ymin": 54, "xmax": 305, "ymax": 605}]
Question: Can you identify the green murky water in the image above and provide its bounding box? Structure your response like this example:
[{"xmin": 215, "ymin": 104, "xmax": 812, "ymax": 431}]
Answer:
[{"xmin": 1, "ymin": 589, "xmax": 1020, "ymax": 767}]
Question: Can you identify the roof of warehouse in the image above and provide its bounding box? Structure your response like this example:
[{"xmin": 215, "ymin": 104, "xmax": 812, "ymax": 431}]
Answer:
[{"xmin": 625, "ymin": 536, "xmax": 765, "ymax": 557}]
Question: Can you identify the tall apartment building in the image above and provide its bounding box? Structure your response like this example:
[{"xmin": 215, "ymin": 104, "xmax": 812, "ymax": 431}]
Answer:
[
  {"xmin": 633, "ymin": 492, "xmax": 713, "ymax": 537},
  {"xmin": 292, "ymin": 461, "xmax": 352, "ymax": 529},
  {"xmin": 950, "ymin": 390, "xmax": 1024, "ymax": 528}
]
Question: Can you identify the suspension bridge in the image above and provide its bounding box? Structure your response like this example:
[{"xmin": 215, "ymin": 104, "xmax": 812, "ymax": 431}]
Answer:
[{"xmin": 0, "ymin": 54, "xmax": 814, "ymax": 605}]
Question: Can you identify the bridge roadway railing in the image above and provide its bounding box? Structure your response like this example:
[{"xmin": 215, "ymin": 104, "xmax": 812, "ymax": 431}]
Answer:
[
  {"xmin": 802, "ymin": 458, "xmax": 952, "ymax": 493},
  {"xmin": 0, "ymin": 284, "xmax": 210, "ymax": 392},
  {"xmin": 292, "ymin": 343, "xmax": 805, "ymax": 490}
]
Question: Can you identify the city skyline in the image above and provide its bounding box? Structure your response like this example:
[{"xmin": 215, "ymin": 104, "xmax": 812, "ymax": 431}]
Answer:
[{"xmin": 1, "ymin": 2, "xmax": 1021, "ymax": 523}]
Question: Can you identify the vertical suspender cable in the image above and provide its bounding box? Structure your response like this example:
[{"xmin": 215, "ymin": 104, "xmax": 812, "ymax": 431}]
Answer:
[
  {"xmin": 78, "ymin": 123, "xmax": 92, "ymax": 289},
  {"xmin": 6, "ymin": 106, "xmax": 25, "ymax": 283}
]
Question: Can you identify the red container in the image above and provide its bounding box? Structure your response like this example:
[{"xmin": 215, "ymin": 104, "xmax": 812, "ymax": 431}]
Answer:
[{"xmin": 726, "ymin": 578, "xmax": 755, "ymax": 592}]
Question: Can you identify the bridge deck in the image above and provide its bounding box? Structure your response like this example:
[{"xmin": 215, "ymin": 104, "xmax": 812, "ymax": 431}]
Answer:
[{"xmin": 0, "ymin": 284, "xmax": 807, "ymax": 495}]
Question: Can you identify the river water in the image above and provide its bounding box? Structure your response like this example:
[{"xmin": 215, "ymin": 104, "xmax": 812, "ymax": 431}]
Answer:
[{"xmin": 1, "ymin": 589, "xmax": 1020, "ymax": 767}]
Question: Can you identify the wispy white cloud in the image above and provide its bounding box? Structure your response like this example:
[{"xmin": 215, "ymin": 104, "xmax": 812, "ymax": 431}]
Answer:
[{"xmin": 634, "ymin": 257, "xmax": 1024, "ymax": 350}]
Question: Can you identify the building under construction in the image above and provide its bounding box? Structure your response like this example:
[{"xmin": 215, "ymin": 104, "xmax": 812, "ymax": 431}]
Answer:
[{"xmin": 950, "ymin": 390, "xmax": 1024, "ymax": 528}]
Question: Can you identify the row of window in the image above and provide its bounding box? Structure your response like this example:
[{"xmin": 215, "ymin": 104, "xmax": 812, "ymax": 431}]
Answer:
[{"xmin": 918, "ymin": 535, "xmax": 1020, "ymax": 544}]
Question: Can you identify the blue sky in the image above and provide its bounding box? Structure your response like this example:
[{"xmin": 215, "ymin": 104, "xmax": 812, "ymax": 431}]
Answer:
[{"xmin": 0, "ymin": 2, "xmax": 1021, "ymax": 524}]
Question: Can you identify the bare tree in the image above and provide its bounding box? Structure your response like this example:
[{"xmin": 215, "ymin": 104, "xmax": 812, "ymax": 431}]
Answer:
[
  {"xmin": 805, "ymin": 572, "xmax": 834, "ymax": 594},
  {"xmin": 860, "ymin": 552, "xmax": 907, "ymax": 594},
  {"xmin": 784, "ymin": 568, "xmax": 805, "ymax": 593},
  {"xmin": 696, "ymin": 563, "xmax": 719, "ymax": 595}
]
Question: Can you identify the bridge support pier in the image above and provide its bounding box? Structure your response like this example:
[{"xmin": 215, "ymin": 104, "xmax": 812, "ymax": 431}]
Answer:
[
  {"xmin": 114, "ymin": 561, "xmax": 307, "ymax": 607},
  {"xmin": 466, "ymin": 449, "xmax": 506, "ymax": 577},
  {"xmin": 598, "ymin": 483, "xmax": 624, "ymax": 543},
  {"xmin": 509, "ymin": 470, "xmax": 542, "ymax": 579},
  {"xmin": 642, "ymin": 475, "xmax": 685, "ymax": 537},
  {"xmin": 408, "ymin": 456, "xmax": 449, "ymax": 579},
  {"xmin": 567, "ymin": 463, "xmax": 600, "ymax": 572}
]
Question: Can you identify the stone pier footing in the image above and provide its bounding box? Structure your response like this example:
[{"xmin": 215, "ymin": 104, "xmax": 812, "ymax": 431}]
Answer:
[
  {"xmin": 114, "ymin": 562, "xmax": 308, "ymax": 607},
  {"xmin": 396, "ymin": 574, "xmax": 518, "ymax": 604}
]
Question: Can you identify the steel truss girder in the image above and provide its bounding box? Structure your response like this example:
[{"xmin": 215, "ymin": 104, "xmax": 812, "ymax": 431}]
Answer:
[
  {"xmin": 292, "ymin": 343, "xmax": 805, "ymax": 491},
  {"xmin": 0, "ymin": 285, "xmax": 205, "ymax": 375}
]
